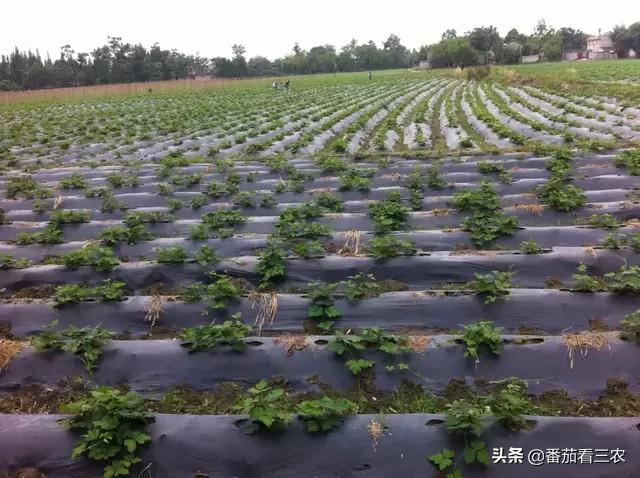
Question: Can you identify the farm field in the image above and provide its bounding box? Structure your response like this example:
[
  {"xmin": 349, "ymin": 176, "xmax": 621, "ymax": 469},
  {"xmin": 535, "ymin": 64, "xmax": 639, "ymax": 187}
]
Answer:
[
  {"xmin": 1, "ymin": 67, "xmax": 640, "ymax": 477},
  {"xmin": 499, "ymin": 58, "xmax": 640, "ymax": 84}
]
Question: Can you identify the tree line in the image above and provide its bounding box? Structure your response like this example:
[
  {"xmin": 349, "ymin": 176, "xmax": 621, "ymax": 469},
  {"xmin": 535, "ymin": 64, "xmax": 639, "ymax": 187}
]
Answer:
[
  {"xmin": 424, "ymin": 20, "xmax": 640, "ymax": 68},
  {"xmin": 1, "ymin": 21, "xmax": 639, "ymax": 91},
  {"xmin": 0, "ymin": 34, "xmax": 413, "ymax": 91}
]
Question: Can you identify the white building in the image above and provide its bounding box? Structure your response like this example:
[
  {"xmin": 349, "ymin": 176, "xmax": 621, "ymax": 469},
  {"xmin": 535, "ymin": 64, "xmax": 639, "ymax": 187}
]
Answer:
[{"xmin": 586, "ymin": 33, "xmax": 616, "ymax": 59}]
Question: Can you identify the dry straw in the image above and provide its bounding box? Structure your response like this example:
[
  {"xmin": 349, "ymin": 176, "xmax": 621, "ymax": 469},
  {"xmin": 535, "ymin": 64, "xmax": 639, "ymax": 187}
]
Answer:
[
  {"xmin": 0, "ymin": 339, "xmax": 25, "ymax": 371},
  {"xmin": 563, "ymin": 331, "xmax": 610, "ymax": 370}
]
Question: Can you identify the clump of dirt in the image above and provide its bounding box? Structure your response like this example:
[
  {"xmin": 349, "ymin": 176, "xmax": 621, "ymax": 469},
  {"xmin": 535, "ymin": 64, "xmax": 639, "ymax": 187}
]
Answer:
[
  {"xmin": 588, "ymin": 318, "xmax": 610, "ymax": 331},
  {"xmin": 533, "ymin": 377, "xmax": 640, "ymax": 417},
  {"xmin": 544, "ymin": 276, "xmax": 564, "ymax": 289},
  {"xmin": 9, "ymin": 286, "xmax": 55, "ymax": 300},
  {"xmin": 407, "ymin": 336, "xmax": 429, "ymax": 352},
  {"xmin": 11, "ymin": 468, "xmax": 46, "ymax": 478},
  {"xmin": 0, "ymin": 378, "xmax": 89, "ymax": 414},
  {"xmin": 0, "ymin": 339, "xmax": 25, "ymax": 371},
  {"xmin": 149, "ymin": 383, "xmax": 246, "ymax": 415},
  {"xmin": 0, "ymin": 322, "xmax": 15, "ymax": 340},
  {"xmin": 514, "ymin": 204, "xmax": 544, "ymax": 216},
  {"xmin": 516, "ymin": 325, "xmax": 544, "ymax": 335}
]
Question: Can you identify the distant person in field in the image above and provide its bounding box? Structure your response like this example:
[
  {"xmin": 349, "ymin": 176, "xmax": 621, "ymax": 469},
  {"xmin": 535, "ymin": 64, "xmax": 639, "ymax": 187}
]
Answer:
[
  {"xmin": 368, "ymin": 71, "xmax": 372, "ymax": 80},
  {"xmin": 272, "ymin": 81, "xmax": 279, "ymax": 89},
  {"xmin": 459, "ymin": 63, "xmax": 465, "ymax": 71},
  {"xmin": 284, "ymin": 80, "xmax": 290, "ymax": 90}
]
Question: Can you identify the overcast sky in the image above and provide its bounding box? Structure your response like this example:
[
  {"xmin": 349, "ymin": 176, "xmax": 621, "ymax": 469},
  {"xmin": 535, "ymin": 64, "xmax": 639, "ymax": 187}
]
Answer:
[{"xmin": 1, "ymin": 0, "xmax": 636, "ymax": 59}]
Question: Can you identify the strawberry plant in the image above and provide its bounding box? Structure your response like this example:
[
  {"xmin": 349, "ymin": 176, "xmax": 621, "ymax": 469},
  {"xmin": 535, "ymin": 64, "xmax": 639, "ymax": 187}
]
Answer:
[
  {"xmin": 487, "ymin": 382, "xmax": 538, "ymax": 431},
  {"xmin": 536, "ymin": 176, "xmax": 586, "ymax": 212},
  {"xmin": 459, "ymin": 320, "xmax": 504, "ymax": 360},
  {"xmin": 194, "ymin": 245, "xmax": 219, "ymax": 266},
  {"xmin": 95, "ymin": 280, "xmax": 127, "ymax": 301},
  {"xmin": 604, "ymin": 264, "xmax": 640, "ymax": 294},
  {"xmin": 339, "ymin": 169, "xmax": 372, "ymax": 192},
  {"xmin": 156, "ymin": 246, "xmax": 188, "ymax": 264},
  {"xmin": 451, "ymin": 182, "xmax": 518, "ymax": 246},
  {"xmin": 614, "ymin": 149, "xmax": 640, "ymax": 175},
  {"xmin": 468, "ymin": 271, "xmax": 513, "ymax": 304},
  {"xmin": 343, "ymin": 273, "xmax": 385, "ymax": 300},
  {"xmin": 368, "ymin": 192, "xmax": 409, "ymax": 234},
  {"xmin": 307, "ymin": 282, "xmax": 341, "ymax": 321},
  {"xmin": 61, "ymin": 387, "xmax": 153, "ymax": 478},
  {"xmin": 233, "ymin": 380, "xmax": 294, "ymax": 431},
  {"xmin": 256, "ymin": 241, "xmax": 287, "ymax": 289},
  {"xmin": 572, "ymin": 263, "xmax": 606, "ymax": 292},
  {"xmin": 621, "ymin": 310, "xmax": 640, "ymax": 343},
  {"xmin": 367, "ymin": 235, "xmax": 415, "ymax": 260},
  {"xmin": 53, "ymin": 284, "xmax": 94, "ymax": 307},
  {"xmin": 60, "ymin": 172, "xmax": 88, "ymax": 189},
  {"xmin": 520, "ymin": 239, "xmax": 541, "ymax": 254},
  {"xmin": 205, "ymin": 275, "xmax": 243, "ymax": 310},
  {"xmin": 345, "ymin": 358, "xmax": 375, "ymax": 375},
  {"xmin": 180, "ymin": 318, "xmax": 251, "ymax": 352},
  {"xmin": 31, "ymin": 322, "xmax": 114, "ymax": 372},
  {"xmin": 59, "ymin": 246, "xmax": 120, "ymax": 272},
  {"xmin": 296, "ymin": 396, "xmax": 357, "ymax": 433},
  {"xmin": 6, "ymin": 175, "xmax": 53, "ymax": 199}
]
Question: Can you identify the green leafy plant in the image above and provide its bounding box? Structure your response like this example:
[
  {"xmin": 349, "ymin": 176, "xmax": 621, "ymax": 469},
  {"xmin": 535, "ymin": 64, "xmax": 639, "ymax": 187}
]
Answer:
[
  {"xmin": 468, "ymin": 271, "xmax": 513, "ymax": 304},
  {"xmin": 444, "ymin": 398, "xmax": 490, "ymax": 438},
  {"xmin": 307, "ymin": 282, "xmax": 341, "ymax": 321},
  {"xmin": 536, "ymin": 177, "xmax": 586, "ymax": 212},
  {"xmin": 579, "ymin": 214, "xmax": 620, "ymax": 229},
  {"xmin": 487, "ymin": 382, "xmax": 538, "ymax": 431},
  {"xmin": 339, "ymin": 169, "xmax": 372, "ymax": 192},
  {"xmin": 601, "ymin": 233, "xmax": 627, "ymax": 250},
  {"xmin": 572, "ymin": 263, "xmax": 606, "ymax": 292},
  {"xmin": 368, "ymin": 192, "xmax": 409, "ymax": 234},
  {"xmin": 426, "ymin": 163, "xmax": 448, "ymax": 190},
  {"xmin": 459, "ymin": 320, "xmax": 504, "ymax": 360},
  {"xmin": 620, "ymin": 310, "xmax": 640, "ymax": 343},
  {"xmin": 201, "ymin": 209, "xmax": 246, "ymax": 236},
  {"xmin": 95, "ymin": 280, "xmax": 127, "ymax": 301},
  {"xmin": 604, "ymin": 264, "xmax": 640, "ymax": 294},
  {"xmin": 345, "ymin": 358, "xmax": 375, "ymax": 375},
  {"xmin": 520, "ymin": 239, "xmax": 541, "ymax": 254},
  {"xmin": 59, "ymin": 246, "xmax": 120, "ymax": 272},
  {"xmin": 343, "ymin": 273, "xmax": 385, "ymax": 300},
  {"xmin": 314, "ymin": 191, "xmax": 344, "ymax": 212},
  {"xmin": 614, "ymin": 149, "xmax": 640, "ymax": 175},
  {"xmin": 6, "ymin": 175, "xmax": 53, "ymax": 199},
  {"xmin": 53, "ymin": 283, "xmax": 94, "ymax": 307},
  {"xmin": 429, "ymin": 448, "xmax": 456, "ymax": 472},
  {"xmin": 205, "ymin": 275, "xmax": 243, "ymax": 310},
  {"xmin": 367, "ymin": 235, "xmax": 415, "ymax": 260},
  {"xmin": 60, "ymin": 172, "xmax": 88, "ymax": 189},
  {"xmin": 16, "ymin": 224, "xmax": 63, "ymax": 245},
  {"xmin": 61, "ymin": 387, "xmax": 153, "ymax": 478},
  {"xmin": 50, "ymin": 209, "xmax": 92, "ymax": 225},
  {"xmin": 194, "ymin": 244, "xmax": 219, "ymax": 265},
  {"xmin": 156, "ymin": 246, "xmax": 188, "ymax": 264},
  {"xmin": 256, "ymin": 241, "xmax": 287, "ymax": 289},
  {"xmin": 296, "ymin": 396, "xmax": 357, "ymax": 433},
  {"xmin": 31, "ymin": 323, "xmax": 114, "ymax": 372},
  {"xmin": 233, "ymin": 380, "xmax": 294, "ymax": 430},
  {"xmin": 451, "ymin": 182, "xmax": 517, "ymax": 247},
  {"xmin": 180, "ymin": 318, "xmax": 251, "ymax": 351}
]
